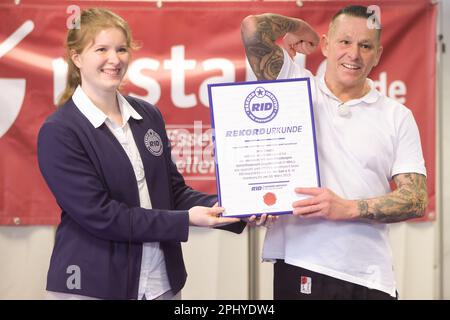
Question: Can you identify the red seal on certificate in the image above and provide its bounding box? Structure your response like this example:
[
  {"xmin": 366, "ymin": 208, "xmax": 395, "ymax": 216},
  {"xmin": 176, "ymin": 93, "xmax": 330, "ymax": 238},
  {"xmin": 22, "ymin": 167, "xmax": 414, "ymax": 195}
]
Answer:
[{"xmin": 263, "ymin": 192, "xmax": 276, "ymax": 206}]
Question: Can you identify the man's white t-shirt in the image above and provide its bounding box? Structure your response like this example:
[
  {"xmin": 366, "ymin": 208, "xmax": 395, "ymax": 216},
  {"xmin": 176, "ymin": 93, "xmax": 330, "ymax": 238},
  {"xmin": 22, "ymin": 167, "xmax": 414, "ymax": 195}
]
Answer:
[{"xmin": 262, "ymin": 49, "xmax": 426, "ymax": 297}]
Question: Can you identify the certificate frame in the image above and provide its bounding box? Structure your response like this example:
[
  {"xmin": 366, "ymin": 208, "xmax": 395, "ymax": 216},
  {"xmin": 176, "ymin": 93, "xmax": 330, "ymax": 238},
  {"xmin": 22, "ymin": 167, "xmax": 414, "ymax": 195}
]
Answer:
[{"xmin": 208, "ymin": 78, "xmax": 320, "ymax": 217}]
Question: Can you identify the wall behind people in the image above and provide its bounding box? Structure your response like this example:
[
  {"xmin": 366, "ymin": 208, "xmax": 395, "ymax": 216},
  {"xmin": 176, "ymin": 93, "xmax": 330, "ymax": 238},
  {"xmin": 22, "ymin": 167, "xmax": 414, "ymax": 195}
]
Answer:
[
  {"xmin": 0, "ymin": 222, "xmax": 440, "ymax": 299},
  {"xmin": 439, "ymin": 0, "xmax": 450, "ymax": 299}
]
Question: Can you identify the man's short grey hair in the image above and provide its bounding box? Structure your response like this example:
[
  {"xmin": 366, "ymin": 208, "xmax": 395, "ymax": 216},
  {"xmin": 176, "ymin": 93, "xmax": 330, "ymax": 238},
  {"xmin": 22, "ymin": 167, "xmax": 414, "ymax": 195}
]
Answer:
[{"xmin": 330, "ymin": 5, "xmax": 382, "ymax": 40}]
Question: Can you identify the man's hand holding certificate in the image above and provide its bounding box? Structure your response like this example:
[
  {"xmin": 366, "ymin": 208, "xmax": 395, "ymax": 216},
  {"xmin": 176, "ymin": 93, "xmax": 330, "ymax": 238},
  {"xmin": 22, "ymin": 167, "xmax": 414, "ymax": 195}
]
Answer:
[{"xmin": 208, "ymin": 78, "xmax": 320, "ymax": 217}]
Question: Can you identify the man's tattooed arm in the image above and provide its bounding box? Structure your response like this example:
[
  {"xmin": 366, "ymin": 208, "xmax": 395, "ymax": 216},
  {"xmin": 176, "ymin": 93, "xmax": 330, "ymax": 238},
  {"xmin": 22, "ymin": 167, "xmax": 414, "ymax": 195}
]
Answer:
[
  {"xmin": 357, "ymin": 173, "xmax": 428, "ymax": 223},
  {"xmin": 241, "ymin": 14, "xmax": 300, "ymax": 80}
]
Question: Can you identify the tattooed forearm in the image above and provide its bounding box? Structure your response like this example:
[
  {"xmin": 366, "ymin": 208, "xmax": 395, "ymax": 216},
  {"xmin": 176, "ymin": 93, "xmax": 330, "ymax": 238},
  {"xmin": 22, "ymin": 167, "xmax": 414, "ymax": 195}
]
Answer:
[
  {"xmin": 241, "ymin": 14, "xmax": 300, "ymax": 80},
  {"xmin": 358, "ymin": 173, "xmax": 428, "ymax": 223}
]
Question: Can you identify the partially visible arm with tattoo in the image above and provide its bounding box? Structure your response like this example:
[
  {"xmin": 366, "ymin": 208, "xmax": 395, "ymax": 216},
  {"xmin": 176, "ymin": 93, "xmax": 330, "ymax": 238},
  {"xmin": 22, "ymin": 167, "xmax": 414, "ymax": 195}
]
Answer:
[
  {"xmin": 241, "ymin": 14, "xmax": 318, "ymax": 80},
  {"xmin": 358, "ymin": 173, "xmax": 428, "ymax": 223},
  {"xmin": 292, "ymin": 173, "xmax": 428, "ymax": 224}
]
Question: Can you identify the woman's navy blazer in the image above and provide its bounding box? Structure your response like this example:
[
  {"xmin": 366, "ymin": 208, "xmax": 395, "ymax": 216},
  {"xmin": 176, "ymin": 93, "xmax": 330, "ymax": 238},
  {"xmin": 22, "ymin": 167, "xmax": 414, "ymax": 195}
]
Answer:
[{"xmin": 37, "ymin": 96, "xmax": 244, "ymax": 299}]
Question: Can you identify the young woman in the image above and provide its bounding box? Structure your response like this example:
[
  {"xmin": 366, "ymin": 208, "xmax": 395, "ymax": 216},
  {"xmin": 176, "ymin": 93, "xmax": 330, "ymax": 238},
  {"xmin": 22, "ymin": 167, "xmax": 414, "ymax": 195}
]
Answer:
[{"xmin": 38, "ymin": 8, "xmax": 243, "ymax": 300}]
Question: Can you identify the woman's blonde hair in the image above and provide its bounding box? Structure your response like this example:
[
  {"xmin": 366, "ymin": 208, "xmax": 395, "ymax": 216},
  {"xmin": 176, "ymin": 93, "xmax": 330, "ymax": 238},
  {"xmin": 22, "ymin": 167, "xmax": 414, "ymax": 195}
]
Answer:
[{"xmin": 57, "ymin": 8, "xmax": 138, "ymax": 106}]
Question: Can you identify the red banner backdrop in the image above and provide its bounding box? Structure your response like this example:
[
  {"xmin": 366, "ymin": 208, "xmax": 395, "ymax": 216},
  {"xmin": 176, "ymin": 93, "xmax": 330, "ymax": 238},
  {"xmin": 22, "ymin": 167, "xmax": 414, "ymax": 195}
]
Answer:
[{"xmin": 0, "ymin": 0, "xmax": 436, "ymax": 225}]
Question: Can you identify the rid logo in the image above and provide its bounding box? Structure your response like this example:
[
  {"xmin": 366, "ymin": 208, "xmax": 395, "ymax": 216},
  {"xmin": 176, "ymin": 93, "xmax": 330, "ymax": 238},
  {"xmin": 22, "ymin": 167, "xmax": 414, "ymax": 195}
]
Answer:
[
  {"xmin": 144, "ymin": 129, "xmax": 163, "ymax": 156},
  {"xmin": 251, "ymin": 186, "xmax": 262, "ymax": 191},
  {"xmin": 148, "ymin": 140, "xmax": 160, "ymax": 147},
  {"xmin": 251, "ymin": 102, "xmax": 273, "ymax": 111},
  {"xmin": 244, "ymin": 87, "xmax": 279, "ymax": 123}
]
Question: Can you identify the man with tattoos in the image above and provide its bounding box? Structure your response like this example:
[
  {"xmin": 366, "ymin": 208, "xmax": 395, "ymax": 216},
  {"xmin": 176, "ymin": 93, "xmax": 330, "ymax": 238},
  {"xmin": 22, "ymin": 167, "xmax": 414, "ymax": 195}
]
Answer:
[{"xmin": 241, "ymin": 5, "xmax": 428, "ymax": 299}]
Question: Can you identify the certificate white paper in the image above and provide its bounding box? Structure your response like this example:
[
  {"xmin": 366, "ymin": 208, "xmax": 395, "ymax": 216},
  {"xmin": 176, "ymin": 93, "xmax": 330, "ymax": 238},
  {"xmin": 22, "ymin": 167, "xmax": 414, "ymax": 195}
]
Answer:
[{"xmin": 208, "ymin": 78, "xmax": 320, "ymax": 217}]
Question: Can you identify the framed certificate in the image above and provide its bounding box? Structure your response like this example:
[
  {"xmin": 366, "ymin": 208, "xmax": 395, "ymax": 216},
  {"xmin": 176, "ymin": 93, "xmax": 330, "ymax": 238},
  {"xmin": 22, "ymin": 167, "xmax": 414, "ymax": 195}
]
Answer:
[{"xmin": 208, "ymin": 78, "xmax": 320, "ymax": 217}]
